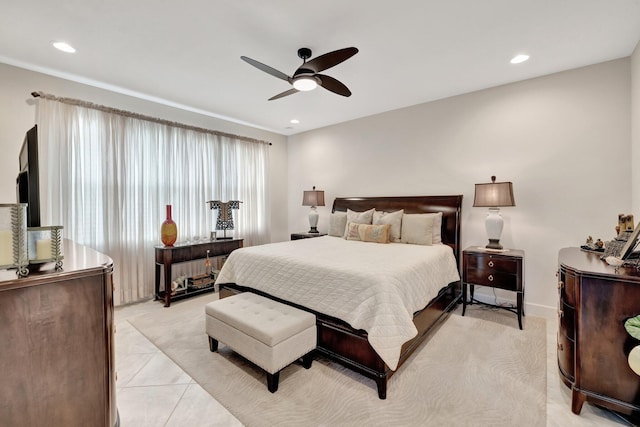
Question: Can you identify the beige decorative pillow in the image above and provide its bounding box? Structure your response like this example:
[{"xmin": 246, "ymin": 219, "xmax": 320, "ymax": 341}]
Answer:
[
  {"xmin": 343, "ymin": 208, "xmax": 375, "ymax": 238},
  {"xmin": 373, "ymin": 209, "xmax": 403, "ymax": 242},
  {"xmin": 401, "ymin": 213, "xmax": 435, "ymax": 245},
  {"xmin": 358, "ymin": 223, "xmax": 391, "ymax": 243},
  {"xmin": 328, "ymin": 211, "xmax": 348, "ymax": 237},
  {"xmin": 345, "ymin": 222, "xmax": 362, "ymax": 240},
  {"xmin": 346, "ymin": 223, "xmax": 391, "ymax": 243}
]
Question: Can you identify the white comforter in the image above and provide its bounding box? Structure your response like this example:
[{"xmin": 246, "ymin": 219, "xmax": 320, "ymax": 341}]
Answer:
[{"xmin": 215, "ymin": 236, "xmax": 460, "ymax": 370}]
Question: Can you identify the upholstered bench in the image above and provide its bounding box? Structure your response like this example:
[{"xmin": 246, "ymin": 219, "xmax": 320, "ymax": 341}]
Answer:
[{"xmin": 205, "ymin": 292, "xmax": 316, "ymax": 392}]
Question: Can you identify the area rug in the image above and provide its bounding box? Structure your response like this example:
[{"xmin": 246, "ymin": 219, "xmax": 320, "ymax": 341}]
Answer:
[{"xmin": 129, "ymin": 294, "xmax": 546, "ymax": 426}]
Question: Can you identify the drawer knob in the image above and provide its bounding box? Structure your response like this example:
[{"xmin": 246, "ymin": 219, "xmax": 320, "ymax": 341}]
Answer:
[
  {"xmin": 557, "ymin": 281, "xmax": 564, "ymax": 290},
  {"xmin": 488, "ymin": 274, "xmax": 494, "ymax": 282},
  {"xmin": 558, "ymin": 342, "xmax": 564, "ymax": 351},
  {"xmin": 488, "ymin": 261, "xmax": 494, "ymax": 268}
]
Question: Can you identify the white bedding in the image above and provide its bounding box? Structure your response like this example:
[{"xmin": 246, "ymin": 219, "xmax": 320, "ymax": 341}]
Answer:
[{"xmin": 215, "ymin": 236, "xmax": 460, "ymax": 370}]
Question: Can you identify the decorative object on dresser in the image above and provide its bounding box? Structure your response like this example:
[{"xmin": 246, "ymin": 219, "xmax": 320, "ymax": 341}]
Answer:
[
  {"xmin": 291, "ymin": 232, "xmax": 327, "ymax": 240},
  {"xmin": 0, "ymin": 203, "xmax": 28, "ymax": 277},
  {"xmin": 217, "ymin": 195, "xmax": 463, "ymax": 399},
  {"xmin": 27, "ymin": 225, "xmax": 64, "ymax": 271},
  {"xmin": 462, "ymin": 247, "xmax": 525, "ymax": 329},
  {"xmin": 617, "ymin": 213, "xmax": 635, "ymax": 236},
  {"xmin": 0, "ymin": 240, "xmax": 117, "ymax": 426},
  {"xmin": 160, "ymin": 204, "xmax": 178, "ymax": 246},
  {"xmin": 557, "ymin": 247, "xmax": 640, "ymax": 423},
  {"xmin": 473, "ymin": 176, "xmax": 515, "ymax": 250},
  {"xmin": 302, "ymin": 186, "xmax": 325, "ymax": 233},
  {"xmin": 207, "ymin": 200, "xmax": 242, "ymax": 240},
  {"xmin": 155, "ymin": 238, "xmax": 243, "ymax": 307}
]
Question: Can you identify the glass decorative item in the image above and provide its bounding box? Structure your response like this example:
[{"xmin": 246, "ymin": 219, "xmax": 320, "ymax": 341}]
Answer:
[
  {"xmin": 27, "ymin": 226, "xmax": 64, "ymax": 270},
  {"xmin": 0, "ymin": 203, "xmax": 28, "ymax": 277},
  {"xmin": 161, "ymin": 204, "xmax": 178, "ymax": 246}
]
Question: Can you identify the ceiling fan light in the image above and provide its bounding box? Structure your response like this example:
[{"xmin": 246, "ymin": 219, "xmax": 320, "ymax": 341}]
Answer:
[{"xmin": 293, "ymin": 76, "xmax": 318, "ymax": 91}]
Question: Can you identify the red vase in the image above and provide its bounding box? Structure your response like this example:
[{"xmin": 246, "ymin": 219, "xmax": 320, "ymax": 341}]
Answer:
[{"xmin": 161, "ymin": 205, "xmax": 177, "ymax": 246}]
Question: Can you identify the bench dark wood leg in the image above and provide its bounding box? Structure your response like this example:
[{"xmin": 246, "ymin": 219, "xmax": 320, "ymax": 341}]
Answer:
[
  {"xmin": 267, "ymin": 371, "xmax": 280, "ymax": 393},
  {"xmin": 302, "ymin": 352, "xmax": 313, "ymax": 369},
  {"xmin": 208, "ymin": 336, "xmax": 218, "ymax": 352}
]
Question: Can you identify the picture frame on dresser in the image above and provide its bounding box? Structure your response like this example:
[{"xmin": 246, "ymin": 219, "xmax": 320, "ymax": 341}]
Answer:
[{"xmin": 621, "ymin": 223, "xmax": 640, "ymax": 260}]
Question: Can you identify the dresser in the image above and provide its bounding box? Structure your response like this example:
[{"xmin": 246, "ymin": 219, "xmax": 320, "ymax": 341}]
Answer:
[
  {"xmin": 558, "ymin": 247, "xmax": 640, "ymax": 419},
  {"xmin": 0, "ymin": 240, "xmax": 117, "ymax": 426}
]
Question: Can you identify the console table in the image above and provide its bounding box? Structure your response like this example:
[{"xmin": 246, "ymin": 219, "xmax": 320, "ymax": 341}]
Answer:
[
  {"xmin": 155, "ymin": 239, "xmax": 244, "ymax": 307},
  {"xmin": 558, "ymin": 247, "xmax": 640, "ymax": 421},
  {"xmin": 155, "ymin": 239, "xmax": 243, "ymax": 307}
]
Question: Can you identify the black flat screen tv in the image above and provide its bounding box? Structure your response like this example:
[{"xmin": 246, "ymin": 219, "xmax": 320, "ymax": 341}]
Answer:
[{"xmin": 16, "ymin": 125, "xmax": 41, "ymax": 227}]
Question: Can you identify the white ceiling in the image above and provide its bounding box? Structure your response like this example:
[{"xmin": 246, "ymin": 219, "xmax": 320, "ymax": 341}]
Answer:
[{"xmin": 1, "ymin": 1, "xmax": 640, "ymax": 135}]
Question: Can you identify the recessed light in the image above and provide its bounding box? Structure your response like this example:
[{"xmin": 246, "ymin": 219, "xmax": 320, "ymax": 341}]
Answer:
[
  {"xmin": 510, "ymin": 54, "xmax": 529, "ymax": 64},
  {"xmin": 52, "ymin": 41, "xmax": 76, "ymax": 53},
  {"xmin": 290, "ymin": 119, "xmax": 300, "ymax": 124}
]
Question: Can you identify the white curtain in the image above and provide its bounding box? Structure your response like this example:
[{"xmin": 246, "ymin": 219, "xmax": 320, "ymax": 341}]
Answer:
[{"xmin": 37, "ymin": 97, "xmax": 270, "ymax": 305}]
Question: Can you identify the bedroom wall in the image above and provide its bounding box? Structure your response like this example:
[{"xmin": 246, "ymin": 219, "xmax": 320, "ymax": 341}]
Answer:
[
  {"xmin": 632, "ymin": 40, "xmax": 640, "ymax": 214},
  {"xmin": 287, "ymin": 58, "xmax": 631, "ymax": 317},
  {"xmin": 0, "ymin": 63, "xmax": 289, "ymax": 243}
]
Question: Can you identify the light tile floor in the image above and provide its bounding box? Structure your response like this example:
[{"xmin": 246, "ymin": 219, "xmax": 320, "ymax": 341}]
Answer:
[{"xmin": 115, "ymin": 296, "xmax": 633, "ymax": 426}]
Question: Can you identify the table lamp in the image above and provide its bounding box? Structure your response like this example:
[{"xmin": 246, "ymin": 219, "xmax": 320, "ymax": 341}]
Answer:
[
  {"xmin": 302, "ymin": 186, "xmax": 325, "ymax": 233},
  {"xmin": 473, "ymin": 176, "xmax": 515, "ymax": 250}
]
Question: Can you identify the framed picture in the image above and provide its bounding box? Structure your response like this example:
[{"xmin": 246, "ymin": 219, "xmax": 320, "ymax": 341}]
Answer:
[{"xmin": 620, "ymin": 223, "xmax": 640, "ymax": 260}]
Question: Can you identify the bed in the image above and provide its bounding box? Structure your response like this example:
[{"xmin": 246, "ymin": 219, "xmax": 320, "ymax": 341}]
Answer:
[{"xmin": 216, "ymin": 195, "xmax": 463, "ymax": 399}]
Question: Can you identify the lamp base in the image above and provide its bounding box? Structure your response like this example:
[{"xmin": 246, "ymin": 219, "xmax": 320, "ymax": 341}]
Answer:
[
  {"xmin": 485, "ymin": 239, "xmax": 503, "ymax": 250},
  {"xmin": 308, "ymin": 207, "xmax": 319, "ymax": 235}
]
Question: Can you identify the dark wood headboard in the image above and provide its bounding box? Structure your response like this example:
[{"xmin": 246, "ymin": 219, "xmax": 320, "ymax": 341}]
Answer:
[{"xmin": 332, "ymin": 195, "xmax": 463, "ymax": 265}]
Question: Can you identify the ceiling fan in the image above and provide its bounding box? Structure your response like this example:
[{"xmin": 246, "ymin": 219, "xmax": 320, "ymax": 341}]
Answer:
[{"xmin": 241, "ymin": 47, "xmax": 358, "ymax": 101}]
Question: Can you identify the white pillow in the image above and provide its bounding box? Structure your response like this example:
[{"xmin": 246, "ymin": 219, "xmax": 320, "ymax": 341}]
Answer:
[
  {"xmin": 343, "ymin": 208, "xmax": 375, "ymax": 238},
  {"xmin": 431, "ymin": 212, "xmax": 443, "ymax": 244},
  {"xmin": 328, "ymin": 212, "xmax": 348, "ymax": 237},
  {"xmin": 373, "ymin": 209, "xmax": 404, "ymax": 243},
  {"xmin": 401, "ymin": 213, "xmax": 435, "ymax": 245}
]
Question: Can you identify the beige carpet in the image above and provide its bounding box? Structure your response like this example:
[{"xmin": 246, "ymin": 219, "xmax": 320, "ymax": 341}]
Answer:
[{"xmin": 129, "ymin": 293, "xmax": 546, "ymax": 427}]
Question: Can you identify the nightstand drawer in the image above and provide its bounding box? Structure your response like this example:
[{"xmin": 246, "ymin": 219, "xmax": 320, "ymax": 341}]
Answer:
[
  {"xmin": 465, "ymin": 268, "xmax": 518, "ymax": 291},
  {"xmin": 465, "ymin": 255, "xmax": 518, "ymax": 274}
]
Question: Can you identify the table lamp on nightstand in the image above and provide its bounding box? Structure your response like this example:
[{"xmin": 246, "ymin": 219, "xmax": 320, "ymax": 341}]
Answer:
[
  {"xmin": 473, "ymin": 176, "xmax": 515, "ymax": 250},
  {"xmin": 302, "ymin": 186, "xmax": 325, "ymax": 233}
]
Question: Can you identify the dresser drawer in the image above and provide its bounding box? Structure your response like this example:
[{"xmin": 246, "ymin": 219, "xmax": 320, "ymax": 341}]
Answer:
[
  {"xmin": 557, "ymin": 332, "xmax": 575, "ymax": 382},
  {"xmin": 558, "ymin": 302, "xmax": 575, "ymax": 340},
  {"xmin": 465, "ymin": 268, "xmax": 519, "ymax": 291},
  {"xmin": 559, "ymin": 270, "xmax": 577, "ymax": 306},
  {"xmin": 465, "ymin": 254, "xmax": 519, "ymax": 274}
]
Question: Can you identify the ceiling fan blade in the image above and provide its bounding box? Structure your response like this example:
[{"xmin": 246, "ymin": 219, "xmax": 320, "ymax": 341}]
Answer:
[
  {"xmin": 241, "ymin": 56, "xmax": 290, "ymax": 82},
  {"xmin": 317, "ymin": 74, "xmax": 352, "ymax": 97},
  {"xmin": 268, "ymin": 88, "xmax": 299, "ymax": 101},
  {"xmin": 301, "ymin": 47, "xmax": 358, "ymax": 74}
]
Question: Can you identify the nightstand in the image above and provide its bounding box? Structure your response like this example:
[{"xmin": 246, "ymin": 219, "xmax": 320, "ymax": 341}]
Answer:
[
  {"xmin": 462, "ymin": 247, "xmax": 525, "ymax": 329},
  {"xmin": 291, "ymin": 232, "xmax": 327, "ymax": 240}
]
